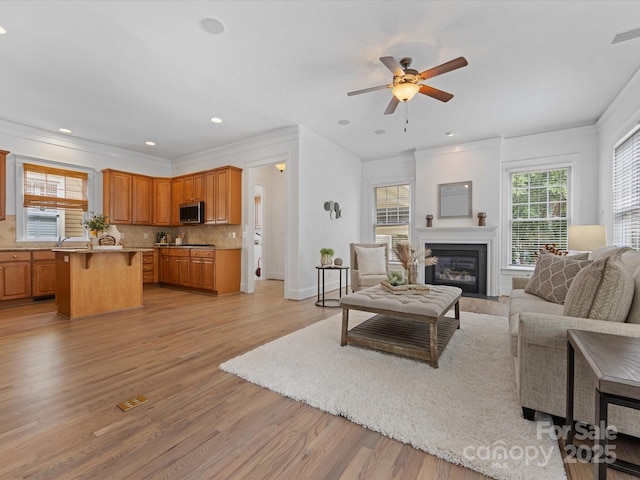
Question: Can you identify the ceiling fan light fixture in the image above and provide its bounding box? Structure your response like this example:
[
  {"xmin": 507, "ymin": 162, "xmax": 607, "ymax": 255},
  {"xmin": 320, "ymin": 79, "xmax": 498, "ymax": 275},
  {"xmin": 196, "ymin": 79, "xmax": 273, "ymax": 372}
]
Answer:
[{"xmin": 392, "ymin": 83, "xmax": 420, "ymax": 102}]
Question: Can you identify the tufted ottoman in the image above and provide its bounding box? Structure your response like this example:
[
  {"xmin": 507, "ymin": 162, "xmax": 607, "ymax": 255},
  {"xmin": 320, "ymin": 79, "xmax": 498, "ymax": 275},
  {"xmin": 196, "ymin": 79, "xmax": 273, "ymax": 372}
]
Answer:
[{"xmin": 339, "ymin": 284, "xmax": 462, "ymax": 368}]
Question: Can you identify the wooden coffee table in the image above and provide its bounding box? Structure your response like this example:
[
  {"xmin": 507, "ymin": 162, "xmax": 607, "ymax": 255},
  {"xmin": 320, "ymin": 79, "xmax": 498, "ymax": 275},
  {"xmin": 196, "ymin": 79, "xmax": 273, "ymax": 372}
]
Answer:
[{"xmin": 339, "ymin": 284, "xmax": 462, "ymax": 368}]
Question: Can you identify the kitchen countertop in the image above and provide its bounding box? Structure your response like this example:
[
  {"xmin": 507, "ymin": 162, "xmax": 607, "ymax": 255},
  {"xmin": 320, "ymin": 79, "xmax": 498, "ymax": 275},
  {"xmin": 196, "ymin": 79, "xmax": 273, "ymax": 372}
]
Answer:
[{"xmin": 52, "ymin": 247, "xmax": 153, "ymax": 253}]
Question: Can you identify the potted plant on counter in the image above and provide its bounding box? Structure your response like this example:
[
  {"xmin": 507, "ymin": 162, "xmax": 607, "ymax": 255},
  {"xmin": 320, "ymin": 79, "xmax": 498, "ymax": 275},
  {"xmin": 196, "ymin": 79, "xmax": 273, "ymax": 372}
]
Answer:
[
  {"xmin": 80, "ymin": 212, "xmax": 110, "ymax": 245},
  {"xmin": 320, "ymin": 247, "xmax": 334, "ymax": 266}
]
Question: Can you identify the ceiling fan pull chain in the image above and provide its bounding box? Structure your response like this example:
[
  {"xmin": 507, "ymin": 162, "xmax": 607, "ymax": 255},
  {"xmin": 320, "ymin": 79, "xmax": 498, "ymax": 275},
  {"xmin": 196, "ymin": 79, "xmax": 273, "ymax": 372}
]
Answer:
[{"xmin": 404, "ymin": 102, "xmax": 409, "ymax": 132}]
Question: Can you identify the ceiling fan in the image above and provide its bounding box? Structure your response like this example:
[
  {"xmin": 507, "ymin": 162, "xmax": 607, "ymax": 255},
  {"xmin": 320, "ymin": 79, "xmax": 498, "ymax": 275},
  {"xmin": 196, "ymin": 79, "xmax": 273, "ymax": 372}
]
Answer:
[{"xmin": 347, "ymin": 56, "xmax": 468, "ymax": 115}]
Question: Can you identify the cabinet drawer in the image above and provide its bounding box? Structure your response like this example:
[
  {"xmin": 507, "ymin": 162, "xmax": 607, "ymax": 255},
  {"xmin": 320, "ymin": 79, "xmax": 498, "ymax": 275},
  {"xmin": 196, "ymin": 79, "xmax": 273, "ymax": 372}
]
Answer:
[
  {"xmin": 167, "ymin": 248, "xmax": 190, "ymax": 257},
  {"xmin": 142, "ymin": 263, "xmax": 154, "ymax": 272},
  {"xmin": 0, "ymin": 251, "xmax": 31, "ymax": 262},
  {"xmin": 143, "ymin": 273, "xmax": 155, "ymax": 282},
  {"xmin": 190, "ymin": 249, "xmax": 215, "ymax": 258},
  {"xmin": 33, "ymin": 251, "xmax": 56, "ymax": 261},
  {"xmin": 142, "ymin": 254, "xmax": 155, "ymax": 264}
]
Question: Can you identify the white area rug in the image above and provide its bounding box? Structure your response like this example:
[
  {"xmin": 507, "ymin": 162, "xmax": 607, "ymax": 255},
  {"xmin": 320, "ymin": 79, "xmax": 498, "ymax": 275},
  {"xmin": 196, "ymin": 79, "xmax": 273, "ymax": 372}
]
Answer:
[{"xmin": 219, "ymin": 311, "xmax": 567, "ymax": 480}]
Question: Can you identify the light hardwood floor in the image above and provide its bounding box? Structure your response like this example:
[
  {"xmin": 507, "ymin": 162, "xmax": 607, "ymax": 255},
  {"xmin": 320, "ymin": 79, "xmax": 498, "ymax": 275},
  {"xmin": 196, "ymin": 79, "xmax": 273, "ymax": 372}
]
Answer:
[{"xmin": 0, "ymin": 281, "xmax": 637, "ymax": 479}]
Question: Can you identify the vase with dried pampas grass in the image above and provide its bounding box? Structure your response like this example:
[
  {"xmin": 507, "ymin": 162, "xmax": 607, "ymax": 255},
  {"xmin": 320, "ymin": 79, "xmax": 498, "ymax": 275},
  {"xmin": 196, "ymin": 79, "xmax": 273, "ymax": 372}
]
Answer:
[{"xmin": 393, "ymin": 243, "xmax": 438, "ymax": 285}]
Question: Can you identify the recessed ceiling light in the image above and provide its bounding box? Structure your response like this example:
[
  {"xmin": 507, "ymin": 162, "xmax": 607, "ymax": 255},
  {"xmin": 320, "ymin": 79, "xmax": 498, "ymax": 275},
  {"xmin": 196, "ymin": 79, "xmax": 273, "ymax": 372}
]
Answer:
[
  {"xmin": 59, "ymin": 128, "xmax": 72, "ymax": 133},
  {"xmin": 0, "ymin": 26, "xmax": 6, "ymax": 35},
  {"xmin": 338, "ymin": 119, "xmax": 350, "ymax": 126},
  {"xmin": 145, "ymin": 141, "xmax": 156, "ymax": 146},
  {"xmin": 374, "ymin": 130, "xmax": 386, "ymax": 135},
  {"xmin": 210, "ymin": 117, "xmax": 222, "ymax": 124},
  {"xmin": 445, "ymin": 132, "xmax": 455, "ymax": 137},
  {"xmin": 200, "ymin": 17, "xmax": 226, "ymax": 35}
]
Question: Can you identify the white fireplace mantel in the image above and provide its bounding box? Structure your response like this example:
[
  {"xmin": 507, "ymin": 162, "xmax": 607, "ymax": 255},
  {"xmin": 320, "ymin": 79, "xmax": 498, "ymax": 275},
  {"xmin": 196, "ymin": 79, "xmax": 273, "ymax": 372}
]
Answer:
[{"xmin": 416, "ymin": 225, "xmax": 499, "ymax": 296}]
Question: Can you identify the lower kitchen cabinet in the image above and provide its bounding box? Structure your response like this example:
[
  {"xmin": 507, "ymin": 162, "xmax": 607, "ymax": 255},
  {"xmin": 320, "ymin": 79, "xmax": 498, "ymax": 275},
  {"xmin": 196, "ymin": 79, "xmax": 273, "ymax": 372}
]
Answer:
[
  {"xmin": 32, "ymin": 250, "xmax": 56, "ymax": 297},
  {"xmin": 142, "ymin": 250, "xmax": 157, "ymax": 284},
  {"xmin": 0, "ymin": 251, "xmax": 32, "ymax": 300},
  {"xmin": 159, "ymin": 247, "xmax": 240, "ymax": 294}
]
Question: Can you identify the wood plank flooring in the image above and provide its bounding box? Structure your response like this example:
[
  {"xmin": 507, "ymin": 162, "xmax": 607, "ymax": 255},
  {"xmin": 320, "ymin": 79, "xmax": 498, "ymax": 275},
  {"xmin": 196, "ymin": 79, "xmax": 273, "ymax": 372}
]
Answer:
[{"xmin": 0, "ymin": 281, "xmax": 637, "ymax": 479}]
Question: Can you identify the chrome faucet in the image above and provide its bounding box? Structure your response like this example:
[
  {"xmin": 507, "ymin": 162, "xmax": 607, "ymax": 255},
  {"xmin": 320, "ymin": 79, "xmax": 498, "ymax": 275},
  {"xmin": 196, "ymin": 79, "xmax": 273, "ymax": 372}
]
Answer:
[{"xmin": 57, "ymin": 236, "xmax": 71, "ymax": 247}]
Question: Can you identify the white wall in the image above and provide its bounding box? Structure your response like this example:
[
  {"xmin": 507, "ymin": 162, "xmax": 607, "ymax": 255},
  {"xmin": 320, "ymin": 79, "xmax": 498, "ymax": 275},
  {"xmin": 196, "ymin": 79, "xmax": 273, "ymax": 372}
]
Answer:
[
  {"xmin": 362, "ymin": 127, "xmax": 601, "ymax": 296},
  {"xmin": 297, "ymin": 127, "xmax": 361, "ymax": 299},
  {"xmin": 0, "ymin": 119, "xmax": 172, "ymax": 215},
  {"xmin": 598, "ymin": 68, "xmax": 640, "ymax": 239}
]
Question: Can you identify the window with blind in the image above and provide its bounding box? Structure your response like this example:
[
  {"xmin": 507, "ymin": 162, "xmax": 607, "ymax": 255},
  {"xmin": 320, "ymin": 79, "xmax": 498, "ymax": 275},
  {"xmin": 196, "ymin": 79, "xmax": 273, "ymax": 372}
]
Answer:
[
  {"xmin": 509, "ymin": 167, "xmax": 571, "ymax": 266},
  {"xmin": 374, "ymin": 184, "xmax": 410, "ymax": 262},
  {"xmin": 613, "ymin": 127, "xmax": 640, "ymax": 248},
  {"xmin": 22, "ymin": 163, "xmax": 88, "ymax": 240}
]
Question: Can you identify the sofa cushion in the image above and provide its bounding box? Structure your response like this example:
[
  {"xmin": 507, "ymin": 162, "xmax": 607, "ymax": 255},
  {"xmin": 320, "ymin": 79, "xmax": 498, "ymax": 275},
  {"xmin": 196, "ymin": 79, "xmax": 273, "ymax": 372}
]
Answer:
[
  {"xmin": 588, "ymin": 245, "xmax": 630, "ymax": 261},
  {"xmin": 358, "ymin": 274, "xmax": 388, "ymax": 288},
  {"xmin": 508, "ymin": 290, "xmax": 564, "ymax": 356},
  {"xmin": 354, "ymin": 246, "xmax": 386, "ymax": 275},
  {"xmin": 524, "ymin": 253, "xmax": 592, "ymax": 304},
  {"xmin": 563, "ymin": 255, "xmax": 634, "ymax": 323}
]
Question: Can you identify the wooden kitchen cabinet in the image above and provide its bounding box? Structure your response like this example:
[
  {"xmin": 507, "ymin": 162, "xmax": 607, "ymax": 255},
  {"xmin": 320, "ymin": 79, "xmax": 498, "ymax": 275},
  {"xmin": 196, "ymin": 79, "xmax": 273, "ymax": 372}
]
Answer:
[
  {"xmin": 204, "ymin": 166, "xmax": 242, "ymax": 225},
  {"xmin": 159, "ymin": 248, "xmax": 238, "ymax": 294},
  {"xmin": 171, "ymin": 174, "xmax": 205, "ymax": 226},
  {"xmin": 153, "ymin": 178, "xmax": 172, "ymax": 226},
  {"xmin": 32, "ymin": 250, "xmax": 56, "ymax": 297},
  {"xmin": 0, "ymin": 251, "xmax": 32, "ymax": 300},
  {"xmin": 189, "ymin": 249, "xmax": 215, "ymax": 291},
  {"xmin": 142, "ymin": 250, "xmax": 157, "ymax": 284},
  {"xmin": 103, "ymin": 169, "xmax": 153, "ymax": 225},
  {"xmin": 131, "ymin": 174, "xmax": 153, "ymax": 224},
  {"xmin": 160, "ymin": 248, "xmax": 190, "ymax": 286}
]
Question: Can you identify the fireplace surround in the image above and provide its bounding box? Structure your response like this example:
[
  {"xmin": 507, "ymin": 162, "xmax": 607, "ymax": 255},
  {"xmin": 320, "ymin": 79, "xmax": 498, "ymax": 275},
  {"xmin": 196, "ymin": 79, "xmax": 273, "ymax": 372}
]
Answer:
[
  {"xmin": 416, "ymin": 225, "xmax": 498, "ymax": 297},
  {"xmin": 424, "ymin": 243, "xmax": 487, "ymax": 296}
]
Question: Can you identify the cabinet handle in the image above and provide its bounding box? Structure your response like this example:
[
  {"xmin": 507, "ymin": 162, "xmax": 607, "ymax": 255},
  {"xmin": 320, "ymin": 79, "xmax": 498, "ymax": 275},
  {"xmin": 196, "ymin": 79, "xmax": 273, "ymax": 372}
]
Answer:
[{"xmin": 12, "ymin": 254, "xmax": 17, "ymax": 258}]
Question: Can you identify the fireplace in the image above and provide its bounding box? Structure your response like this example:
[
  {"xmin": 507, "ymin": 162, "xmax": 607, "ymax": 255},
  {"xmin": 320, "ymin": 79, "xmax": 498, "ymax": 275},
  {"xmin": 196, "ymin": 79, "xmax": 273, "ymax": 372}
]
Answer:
[{"xmin": 425, "ymin": 243, "xmax": 487, "ymax": 296}]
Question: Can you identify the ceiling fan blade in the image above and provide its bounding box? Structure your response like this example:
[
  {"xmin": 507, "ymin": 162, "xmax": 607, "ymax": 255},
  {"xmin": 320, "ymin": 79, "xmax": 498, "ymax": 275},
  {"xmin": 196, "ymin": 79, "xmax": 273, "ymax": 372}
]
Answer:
[
  {"xmin": 419, "ymin": 57, "xmax": 468, "ymax": 80},
  {"xmin": 384, "ymin": 96, "xmax": 400, "ymax": 115},
  {"xmin": 419, "ymin": 84, "xmax": 454, "ymax": 102},
  {"xmin": 612, "ymin": 27, "xmax": 640, "ymax": 44},
  {"xmin": 380, "ymin": 56, "xmax": 404, "ymax": 76},
  {"xmin": 347, "ymin": 84, "xmax": 390, "ymax": 96}
]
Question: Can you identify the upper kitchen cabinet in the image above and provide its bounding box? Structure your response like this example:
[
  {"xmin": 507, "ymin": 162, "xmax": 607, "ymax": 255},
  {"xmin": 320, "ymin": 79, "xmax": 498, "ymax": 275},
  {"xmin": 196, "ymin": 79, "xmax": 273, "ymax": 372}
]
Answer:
[
  {"xmin": 103, "ymin": 169, "xmax": 153, "ymax": 225},
  {"xmin": 153, "ymin": 178, "xmax": 172, "ymax": 226},
  {"xmin": 0, "ymin": 150, "xmax": 8, "ymax": 221},
  {"xmin": 204, "ymin": 166, "xmax": 242, "ymax": 225},
  {"xmin": 171, "ymin": 173, "xmax": 204, "ymax": 225}
]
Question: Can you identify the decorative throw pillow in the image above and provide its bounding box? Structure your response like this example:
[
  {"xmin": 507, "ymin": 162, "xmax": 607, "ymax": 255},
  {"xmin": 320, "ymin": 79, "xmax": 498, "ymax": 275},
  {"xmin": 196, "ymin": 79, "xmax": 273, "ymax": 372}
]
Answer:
[
  {"xmin": 355, "ymin": 246, "xmax": 386, "ymax": 275},
  {"xmin": 524, "ymin": 253, "xmax": 592, "ymax": 304},
  {"xmin": 563, "ymin": 255, "xmax": 634, "ymax": 323}
]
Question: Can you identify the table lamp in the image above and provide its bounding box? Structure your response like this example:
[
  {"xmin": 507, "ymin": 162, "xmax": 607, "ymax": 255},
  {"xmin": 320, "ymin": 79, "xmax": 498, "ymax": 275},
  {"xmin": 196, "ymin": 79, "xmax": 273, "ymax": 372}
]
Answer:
[{"xmin": 567, "ymin": 225, "xmax": 606, "ymax": 252}]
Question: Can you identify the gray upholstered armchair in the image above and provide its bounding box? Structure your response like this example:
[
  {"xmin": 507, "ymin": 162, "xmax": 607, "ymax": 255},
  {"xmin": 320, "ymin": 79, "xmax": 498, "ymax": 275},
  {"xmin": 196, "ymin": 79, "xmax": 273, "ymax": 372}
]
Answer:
[{"xmin": 349, "ymin": 243, "xmax": 389, "ymax": 292}]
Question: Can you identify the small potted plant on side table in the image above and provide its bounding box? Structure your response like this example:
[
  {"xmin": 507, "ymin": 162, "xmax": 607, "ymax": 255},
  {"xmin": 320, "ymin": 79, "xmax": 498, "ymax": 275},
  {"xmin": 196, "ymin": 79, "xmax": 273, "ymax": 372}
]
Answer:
[{"xmin": 320, "ymin": 247, "xmax": 334, "ymax": 266}]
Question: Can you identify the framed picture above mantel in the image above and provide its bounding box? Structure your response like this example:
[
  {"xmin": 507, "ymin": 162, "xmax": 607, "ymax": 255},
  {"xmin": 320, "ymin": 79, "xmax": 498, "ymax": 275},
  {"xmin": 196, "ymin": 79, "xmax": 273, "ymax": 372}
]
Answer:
[{"xmin": 438, "ymin": 181, "xmax": 472, "ymax": 218}]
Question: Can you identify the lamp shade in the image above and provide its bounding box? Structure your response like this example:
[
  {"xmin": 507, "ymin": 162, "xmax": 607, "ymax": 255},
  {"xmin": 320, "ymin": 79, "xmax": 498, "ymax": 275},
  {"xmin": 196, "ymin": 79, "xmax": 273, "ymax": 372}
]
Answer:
[
  {"xmin": 567, "ymin": 225, "xmax": 606, "ymax": 251},
  {"xmin": 275, "ymin": 163, "xmax": 286, "ymax": 173},
  {"xmin": 392, "ymin": 83, "xmax": 420, "ymax": 102}
]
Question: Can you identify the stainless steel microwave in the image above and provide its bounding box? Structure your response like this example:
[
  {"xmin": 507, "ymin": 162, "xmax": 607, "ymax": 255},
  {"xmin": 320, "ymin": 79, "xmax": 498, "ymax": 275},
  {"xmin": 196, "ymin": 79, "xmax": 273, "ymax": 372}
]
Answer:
[{"xmin": 179, "ymin": 201, "xmax": 204, "ymax": 224}]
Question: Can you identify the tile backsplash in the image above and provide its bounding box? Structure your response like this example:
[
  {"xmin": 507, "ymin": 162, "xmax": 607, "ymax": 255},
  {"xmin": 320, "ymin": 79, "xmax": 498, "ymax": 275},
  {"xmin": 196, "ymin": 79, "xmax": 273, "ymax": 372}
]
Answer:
[{"xmin": 0, "ymin": 216, "xmax": 243, "ymax": 249}]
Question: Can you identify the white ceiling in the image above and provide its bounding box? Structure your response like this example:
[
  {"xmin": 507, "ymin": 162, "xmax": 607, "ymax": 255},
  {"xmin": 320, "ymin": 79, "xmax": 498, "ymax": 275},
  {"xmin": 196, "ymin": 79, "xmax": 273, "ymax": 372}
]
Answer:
[{"xmin": 1, "ymin": 1, "xmax": 640, "ymax": 161}]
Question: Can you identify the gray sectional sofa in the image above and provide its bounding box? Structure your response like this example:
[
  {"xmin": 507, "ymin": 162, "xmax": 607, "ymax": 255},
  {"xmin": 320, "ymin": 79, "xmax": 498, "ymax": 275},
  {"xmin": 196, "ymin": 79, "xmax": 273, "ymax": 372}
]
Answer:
[{"xmin": 509, "ymin": 245, "xmax": 640, "ymax": 437}]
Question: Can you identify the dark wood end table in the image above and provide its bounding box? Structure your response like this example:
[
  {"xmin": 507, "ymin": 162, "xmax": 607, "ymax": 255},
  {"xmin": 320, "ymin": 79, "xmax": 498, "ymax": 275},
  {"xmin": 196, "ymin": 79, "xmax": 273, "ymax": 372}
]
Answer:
[
  {"xmin": 566, "ymin": 329, "xmax": 640, "ymax": 480},
  {"xmin": 315, "ymin": 265, "xmax": 349, "ymax": 307}
]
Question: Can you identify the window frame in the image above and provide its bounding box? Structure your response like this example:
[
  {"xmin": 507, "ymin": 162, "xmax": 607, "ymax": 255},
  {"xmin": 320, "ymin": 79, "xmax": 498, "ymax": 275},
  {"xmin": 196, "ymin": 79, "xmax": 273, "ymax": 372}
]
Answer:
[
  {"xmin": 14, "ymin": 157, "xmax": 96, "ymax": 243},
  {"xmin": 502, "ymin": 156, "xmax": 574, "ymax": 270},
  {"xmin": 613, "ymin": 125, "xmax": 640, "ymax": 248},
  {"xmin": 372, "ymin": 182, "xmax": 412, "ymax": 264}
]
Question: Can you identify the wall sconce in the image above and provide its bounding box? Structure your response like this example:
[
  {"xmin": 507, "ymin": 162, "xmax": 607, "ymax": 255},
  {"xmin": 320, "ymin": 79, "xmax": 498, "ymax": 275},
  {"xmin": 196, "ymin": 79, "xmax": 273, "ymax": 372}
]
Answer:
[
  {"xmin": 323, "ymin": 200, "xmax": 342, "ymax": 219},
  {"xmin": 275, "ymin": 163, "xmax": 286, "ymax": 173}
]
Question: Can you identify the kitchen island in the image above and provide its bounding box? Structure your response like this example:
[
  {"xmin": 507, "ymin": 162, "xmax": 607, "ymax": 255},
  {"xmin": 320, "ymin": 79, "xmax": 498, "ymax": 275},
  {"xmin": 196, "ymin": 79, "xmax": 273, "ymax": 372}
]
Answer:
[{"xmin": 53, "ymin": 247, "xmax": 152, "ymax": 319}]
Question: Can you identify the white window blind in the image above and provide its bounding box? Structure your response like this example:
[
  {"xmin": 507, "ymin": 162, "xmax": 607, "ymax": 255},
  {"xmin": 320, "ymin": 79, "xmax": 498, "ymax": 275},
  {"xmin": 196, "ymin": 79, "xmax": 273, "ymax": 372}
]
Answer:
[
  {"xmin": 613, "ymin": 128, "xmax": 640, "ymax": 248},
  {"xmin": 509, "ymin": 168, "xmax": 571, "ymax": 265},
  {"xmin": 374, "ymin": 184, "xmax": 410, "ymax": 261}
]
